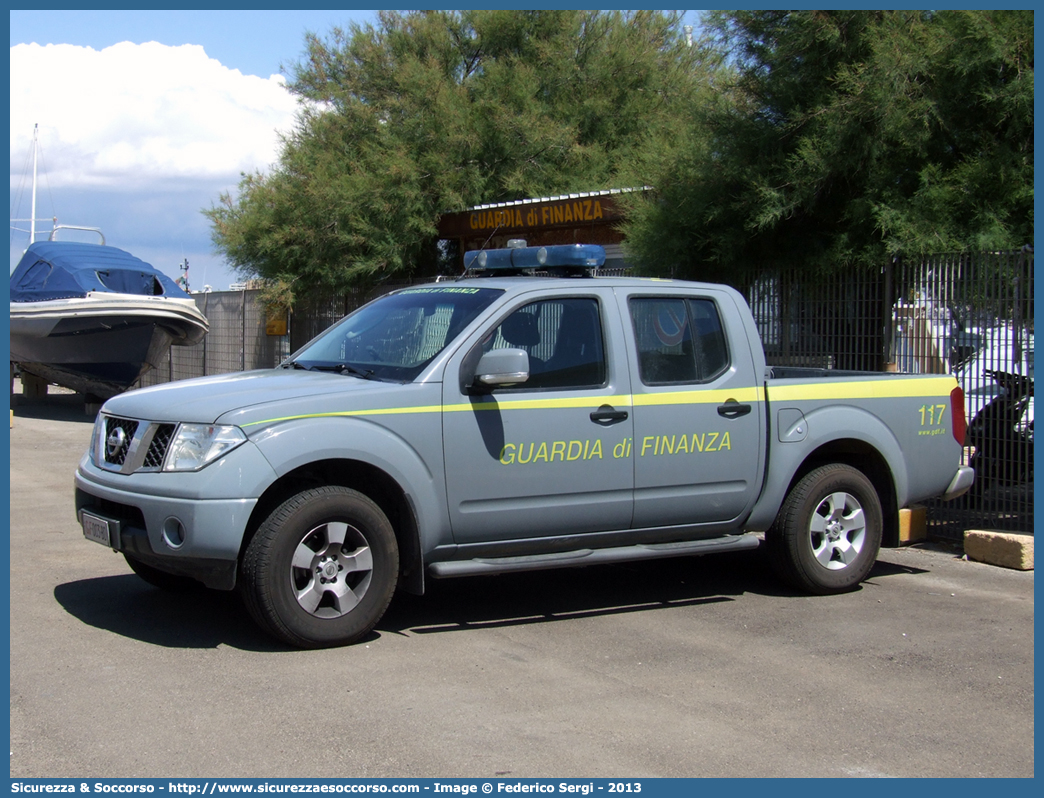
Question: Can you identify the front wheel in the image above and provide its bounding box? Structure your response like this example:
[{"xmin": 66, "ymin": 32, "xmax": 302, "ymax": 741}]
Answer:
[
  {"xmin": 239, "ymin": 486, "xmax": 399, "ymax": 648},
  {"xmin": 766, "ymin": 464, "xmax": 883, "ymax": 594}
]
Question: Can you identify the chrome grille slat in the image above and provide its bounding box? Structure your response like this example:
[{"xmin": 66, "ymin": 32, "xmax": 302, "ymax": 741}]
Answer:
[{"xmin": 144, "ymin": 424, "xmax": 176, "ymax": 469}]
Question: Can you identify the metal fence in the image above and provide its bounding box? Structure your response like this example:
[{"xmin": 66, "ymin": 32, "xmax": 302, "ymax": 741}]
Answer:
[
  {"xmin": 138, "ymin": 282, "xmax": 426, "ymax": 385},
  {"xmin": 743, "ymin": 269, "xmax": 888, "ymax": 371},
  {"xmin": 892, "ymin": 251, "xmax": 1033, "ymax": 539},
  {"xmin": 139, "ymin": 250, "xmax": 1033, "ymax": 539},
  {"xmin": 138, "ymin": 290, "xmax": 290, "ymax": 387},
  {"xmin": 740, "ymin": 251, "xmax": 1034, "ymax": 538}
]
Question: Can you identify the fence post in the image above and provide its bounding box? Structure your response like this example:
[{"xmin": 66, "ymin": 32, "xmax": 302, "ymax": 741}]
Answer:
[
  {"xmin": 1012, "ymin": 248, "xmax": 1025, "ymax": 371},
  {"xmin": 201, "ymin": 292, "xmax": 209, "ymax": 377},
  {"xmin": 881, "ymin": 258, "xmax": 895, "ymax": 371},
  {"xmin": 241, "ymin": 290, "xmax": 247, "ymax": 372}
]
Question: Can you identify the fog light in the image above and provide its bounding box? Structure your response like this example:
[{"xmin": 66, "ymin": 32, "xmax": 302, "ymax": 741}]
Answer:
[{"xmin": 162, "ymin": 517, "xmax": 186, "ymax": 549}]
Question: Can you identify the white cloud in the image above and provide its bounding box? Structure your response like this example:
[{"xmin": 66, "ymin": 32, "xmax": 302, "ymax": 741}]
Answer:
[{"xmin": 10, "ymin": 41, "xmax": 300, "ymax": 190}]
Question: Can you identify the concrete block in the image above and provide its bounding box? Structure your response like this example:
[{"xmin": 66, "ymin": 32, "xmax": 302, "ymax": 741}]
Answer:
[
  {"xmin": 964, "ymin": 530, "xmax": 1034, "ymax": 571},
  {"xmin": 21, "ymin": 373, "xmax": 49, "ymax": 398},
  {"xmin": 899, "ymin": 505, "xmax": 927, "ymax": 544}
]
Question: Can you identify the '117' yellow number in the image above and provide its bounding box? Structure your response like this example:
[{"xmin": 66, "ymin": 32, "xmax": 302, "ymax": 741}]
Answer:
[{"xmin": 919, "ymin": 404, "xmax": 947, "ymax": 426}]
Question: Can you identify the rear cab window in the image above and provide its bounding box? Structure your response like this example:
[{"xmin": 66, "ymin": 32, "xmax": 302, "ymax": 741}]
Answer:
[{"xmin": 628, "ymin": 296, "xmax": 730, "ymax": 385}]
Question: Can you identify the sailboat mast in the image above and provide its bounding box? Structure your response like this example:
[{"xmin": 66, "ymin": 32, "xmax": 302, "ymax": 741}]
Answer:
[{"xmin": 30, "ymin": 123, "xmax": 38, "ymax": 245}]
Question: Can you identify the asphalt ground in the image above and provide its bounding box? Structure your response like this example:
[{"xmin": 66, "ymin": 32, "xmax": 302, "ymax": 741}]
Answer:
[{"xmin": 8, "ymin": 388, "xmax": 1035, "ymax": 778}]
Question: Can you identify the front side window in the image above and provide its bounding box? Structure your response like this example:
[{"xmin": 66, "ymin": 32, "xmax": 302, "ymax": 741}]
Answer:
[
  {"xmin": 629, "ymin": 297, "xmax": 729, "ymax": 384},
  {"xmin": 484, "ymin": 297, "xmax": 606, "ymax": 390},
  {"xmin": 290, "ymin": 286, "xmax": 502, "ymax": 381}
]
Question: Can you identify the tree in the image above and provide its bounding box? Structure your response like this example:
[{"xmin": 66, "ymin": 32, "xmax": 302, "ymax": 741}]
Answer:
[
  {"xmin": 621, "ymin": 10, "xmax": 1034, "ymax": 280},
  {"xmin": 206, "ymin": 10, "xmax": 704, "ymax": 301}
]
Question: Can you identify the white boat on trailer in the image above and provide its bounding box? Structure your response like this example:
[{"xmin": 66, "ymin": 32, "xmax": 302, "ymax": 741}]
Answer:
[{"xmin": 10, "ymin": 228, "xmax": 209, "ymax": 399}]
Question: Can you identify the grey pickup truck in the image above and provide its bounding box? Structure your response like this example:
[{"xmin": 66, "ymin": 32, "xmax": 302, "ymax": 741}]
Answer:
[{"xmin": 75, "ymin": 244, "xmax": 974, "ymax": 648}]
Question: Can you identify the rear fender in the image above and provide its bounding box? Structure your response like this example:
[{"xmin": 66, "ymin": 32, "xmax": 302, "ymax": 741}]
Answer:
[{"xmin": 746, "ymin": 405, "xmax": 907, "ymax": 532}]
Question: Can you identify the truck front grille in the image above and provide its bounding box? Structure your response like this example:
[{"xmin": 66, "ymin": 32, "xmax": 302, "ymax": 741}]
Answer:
[{"xmin": 98, "ymin": 416, "xmax": 177, "ymax": 474}]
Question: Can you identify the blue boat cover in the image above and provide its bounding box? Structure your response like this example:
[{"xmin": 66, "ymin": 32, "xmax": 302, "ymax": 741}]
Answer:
[{"xmin": 10, "ymin": 241, "xmax": 187, "ymax": 302}]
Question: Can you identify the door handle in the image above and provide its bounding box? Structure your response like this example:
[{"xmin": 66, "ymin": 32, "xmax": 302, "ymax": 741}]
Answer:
[
  {"xmin": 591, "ymin": 405, "xmax": 629, "ymax": 424},
  {"xmin": 717, "ymin": 401, "xmax": 752, "ymax": 419}
]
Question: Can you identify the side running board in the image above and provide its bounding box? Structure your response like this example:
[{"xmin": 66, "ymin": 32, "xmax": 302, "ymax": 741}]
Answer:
[{"xmin": 427, "ymin": 534, "xmax": 760, "ymax": 579}]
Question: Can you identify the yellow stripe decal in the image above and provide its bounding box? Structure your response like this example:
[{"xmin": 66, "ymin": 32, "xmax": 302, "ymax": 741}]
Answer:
[
  {"xmin": 241, "ymin": 376, "xmax": 953, "ymax": 428},
  {"xmin": 445, "ymin": 394, "xmax": 634, "ymax": 413},
  {"xmin": 241, "ymin": 405, "xmax": 444, "ymax": 427},
  {"xmin": 241, "ymin": 395, "xmax": 634, "ymax": 427},
  {"xmin": 768, "ymin": 376, "xmax": 955, "ymax": 402},
  {"xmin": 632, "ymin": 387, "xmax": 762, "ymax": 406}
]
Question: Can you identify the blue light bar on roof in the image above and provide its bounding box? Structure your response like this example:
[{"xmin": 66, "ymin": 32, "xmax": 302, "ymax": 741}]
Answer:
[{"xmin": 464, "ymin": 244, "xmax": 606, "ymax": 271}]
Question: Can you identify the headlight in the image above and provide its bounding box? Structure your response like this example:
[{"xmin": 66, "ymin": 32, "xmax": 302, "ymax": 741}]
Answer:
[
  {"xmin": 90, "ymin": 414, "xmax": 106, "ymax": 466},
  {"xmin": 163, "ymin": 424, "xmax": 247, "ymax": 472}
]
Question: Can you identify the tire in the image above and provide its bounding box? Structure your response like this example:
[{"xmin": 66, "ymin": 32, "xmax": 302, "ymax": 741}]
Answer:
[
  {"xmin": 766, "ymin": 464, "xmax": 883, "ymax": 594},
  {"xmin": 123, "ymin": 553, "xmax": 204, "ymax": 591},
  {"xmin": 239, "ymin": 486, "xmax": 399, "ymax": 648}
]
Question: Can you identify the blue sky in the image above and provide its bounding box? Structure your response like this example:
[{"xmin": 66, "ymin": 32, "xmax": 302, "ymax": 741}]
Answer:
[
  {"xmin": 10, "ymin": 9, "xmax": 702, "ymax": 291},
  {"xmin": 10, "ymin": 10, "xmax": 378, "ymax": 86},
  {"xmin": 10, "ymin": 9, "xmax": 380, "ymax": 291}
]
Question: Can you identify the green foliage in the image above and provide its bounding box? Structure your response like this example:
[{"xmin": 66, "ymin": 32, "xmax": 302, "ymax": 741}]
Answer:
[
  {"xmin": 622, "ymin": 10, "xmax": 1034, "ymax": 280},
  {"xmin": 207, "ymin": 10, "xmax": 704, "ymax": 299}
]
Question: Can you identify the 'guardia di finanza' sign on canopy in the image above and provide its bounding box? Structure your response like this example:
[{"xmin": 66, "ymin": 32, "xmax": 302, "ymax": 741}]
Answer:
[{"xmin": 438, "ymin": 193, "xmax": 628, "ymax": 239}]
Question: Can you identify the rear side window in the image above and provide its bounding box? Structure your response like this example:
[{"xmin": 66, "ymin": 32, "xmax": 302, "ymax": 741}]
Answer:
[{"xmin": 629, "ymin": 297, "xmax": 729, "ymax": 384}]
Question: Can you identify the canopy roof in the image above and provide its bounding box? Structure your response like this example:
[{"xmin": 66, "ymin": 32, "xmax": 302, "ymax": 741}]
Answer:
[{"xmin": 10, "ymin": 241, "xmax": 187, "ymax": 303}]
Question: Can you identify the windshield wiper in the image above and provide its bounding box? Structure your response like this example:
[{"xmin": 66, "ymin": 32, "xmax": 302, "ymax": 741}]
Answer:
[
  {"xmin": 283, "ymin": 360, "xmax": 376, "ymax": 380},
  {"xmin": 336, "ymin": 363, "xmax": 377, "ymax": 380}
]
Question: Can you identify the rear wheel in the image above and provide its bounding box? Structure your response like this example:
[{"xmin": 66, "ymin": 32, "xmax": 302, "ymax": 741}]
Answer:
[
  {"xmin": 239, "ymin": 486, "xmax": 398, "ymax": 648},
  {"xmin": 766, "ymin": 464, "xmax": 883, "ymax": 594}
]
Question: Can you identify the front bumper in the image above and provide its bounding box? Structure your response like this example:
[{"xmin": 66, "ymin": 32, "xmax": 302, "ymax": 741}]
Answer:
[
  {"xmin": 74, "ymin": 440, "xmax": 278, "ymax": 589},
  {"xmin": 74, "ymin": 486, "xmax": 253, "ymax": 590},
  {"xmin": 90, "ymin": 512, "xmax": 239, "ymax": 589}
]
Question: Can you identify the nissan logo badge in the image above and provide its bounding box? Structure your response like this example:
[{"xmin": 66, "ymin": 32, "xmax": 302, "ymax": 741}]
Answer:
[{"xmin": 106, "ymin": 426, "xmax": 127, "ymax": 458}]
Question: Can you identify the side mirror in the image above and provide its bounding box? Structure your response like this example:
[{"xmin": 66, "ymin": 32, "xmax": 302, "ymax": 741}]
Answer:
[{"xmin": 473, "ymin": 348, "xmax": 530, "ymax": 387}]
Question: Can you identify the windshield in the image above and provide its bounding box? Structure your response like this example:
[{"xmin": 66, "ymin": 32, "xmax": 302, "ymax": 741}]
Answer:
[{"xmin": 287, "ymin": 285, "xmax": 502, "ymax": 381}]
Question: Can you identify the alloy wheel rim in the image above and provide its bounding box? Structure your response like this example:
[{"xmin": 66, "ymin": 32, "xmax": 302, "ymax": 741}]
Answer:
[
  {"xmin": 809, "ymin": 491, "xmax": 866, "ymax": 570},
  {"xmin": 290, "ymin": 521, "xmax": 373, "ymax": 618}
]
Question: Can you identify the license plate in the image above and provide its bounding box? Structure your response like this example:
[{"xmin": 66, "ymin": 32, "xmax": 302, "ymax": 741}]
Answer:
[{"xmin": 81, "ymin": 511, "xmax": 118, "ymax": 548}]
